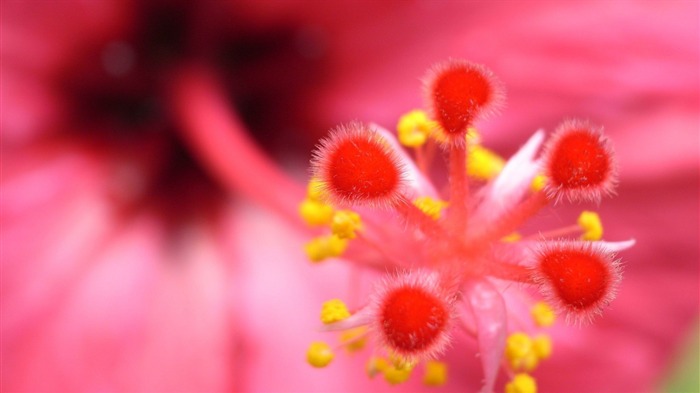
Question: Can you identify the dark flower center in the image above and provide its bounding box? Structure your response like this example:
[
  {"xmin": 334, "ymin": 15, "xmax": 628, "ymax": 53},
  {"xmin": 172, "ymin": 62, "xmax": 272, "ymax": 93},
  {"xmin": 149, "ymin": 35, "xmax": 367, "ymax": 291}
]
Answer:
[{"xmin": 59, "ymin": 1, "xmax": 329, "ymax": 225}]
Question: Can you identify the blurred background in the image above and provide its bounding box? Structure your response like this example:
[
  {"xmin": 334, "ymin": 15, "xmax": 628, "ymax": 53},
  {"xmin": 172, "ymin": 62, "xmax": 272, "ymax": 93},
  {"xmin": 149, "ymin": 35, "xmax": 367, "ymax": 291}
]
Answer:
[{"xmin": 2, "ymin": 0, "xmax": 698, "ymax": 392}]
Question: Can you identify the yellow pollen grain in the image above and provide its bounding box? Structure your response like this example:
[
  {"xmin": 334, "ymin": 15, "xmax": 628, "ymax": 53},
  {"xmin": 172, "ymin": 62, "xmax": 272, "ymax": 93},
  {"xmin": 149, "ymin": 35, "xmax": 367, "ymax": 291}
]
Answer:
[
  {"xmin": 397, "ymin": 110, "xmax": 435, "ymax": 147},
  {"xmin": 532, "ymin": 335, "xmax": 553, "ymax": 360},
  {"xmin": 367, "ymin": 357, "xmax": 389, "ymax": 378},
  {"xmin": 531, "ymin": 302, "xmax": 556, "ymax": 328},
  {"xmin": 384, "ymin": 365, "xmax": 413, "ymax": 385},
  {"xmin": 531, "ymin": 174, "xmax": 547, "ymax": 193},
  {"xmin": 506, "ymin": 333, "xmax": 532, "ymax": 359},
  {"xmin": 299, "ymin": 198, "xmax": 334, "ymax": 226},
  {"xmin": 413, "ymin": 196, "xmax": 449, "ymax": 220},
  {"xmin": 304, "ymin": 235, "xmax": 348, "ymax": 263},
  {"xmin": 467, "ymin": 145, "xmax": 505, "ymax": 180},
  {"xmin": 505, "ymin": 333, "xmax": 538, "ymax": 371},
  {"xmin": 505, "ymin": 373, "xmax": 537, "ymax": 393},
  {"xmin": 331, "ymin": 210, "xmax": 362, "ymax": 239},
  {"xmin": 389, "ymin": 353, "xmax": 417, "ymax": 371},
  {"xmin": 306, "ymin": 341, "xmax": 334, "ymax": 368},
  {"xmin": 423, "ymin": 360, "xmax": 448, "ymax": 386},
  {"xmin": 320, "ymin": 299, "xmax": 351, "ymax": 324},
  {"xmin": 339, "ymin": 326, "xmax": 368, "ymax": 352},
  {"xmin": 578, "ymin": 210, "xmax": 603, "ymax": 241}
]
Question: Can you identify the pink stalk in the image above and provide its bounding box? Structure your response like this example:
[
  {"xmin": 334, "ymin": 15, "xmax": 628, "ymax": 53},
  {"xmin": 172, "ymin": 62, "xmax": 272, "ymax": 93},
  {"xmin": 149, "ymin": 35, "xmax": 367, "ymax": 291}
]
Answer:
[
  {"xmin": 395, "ymin": 200, "xmax": 447, "ymax": 238},
  {"xmin": 470, "ymin": 191, "xmax": 549, "ymax": 244},
  {"xmin": 482, "ymin": 261, "xmax": 535, "ymax": 284},
  {"xmin": 448, "ymin": 144, "xmax": 469, "ymax": 232},
  {"xmin": 171, "ymin": 66, "xmax": 305, "ymax": 228}
]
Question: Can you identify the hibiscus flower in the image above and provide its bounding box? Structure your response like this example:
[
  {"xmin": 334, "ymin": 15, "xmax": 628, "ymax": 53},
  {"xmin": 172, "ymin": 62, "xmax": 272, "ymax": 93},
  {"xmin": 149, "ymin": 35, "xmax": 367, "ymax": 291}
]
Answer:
[{"xmin": 2, "ymin": 1, "xmax": 698, "ymax": 393}]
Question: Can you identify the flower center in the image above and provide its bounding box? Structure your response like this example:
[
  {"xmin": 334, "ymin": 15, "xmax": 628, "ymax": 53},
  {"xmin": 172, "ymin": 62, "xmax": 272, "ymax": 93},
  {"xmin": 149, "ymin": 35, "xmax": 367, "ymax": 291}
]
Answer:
[
  {"xmin": 302, "ymin": 59, "xmax": 631, "ymax": 391},
  {"xmin": 380, "ymin": 286, "xmax": 449, "ymax": 354}
]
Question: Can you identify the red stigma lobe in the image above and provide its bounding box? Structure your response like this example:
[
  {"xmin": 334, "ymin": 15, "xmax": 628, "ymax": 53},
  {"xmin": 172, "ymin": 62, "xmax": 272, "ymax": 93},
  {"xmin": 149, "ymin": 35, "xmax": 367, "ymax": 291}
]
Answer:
[
  {"xmin": 380, "ymin": 286, "xmax": 449, "ymax": 354},
  {"xmin": 539, "ymin": 249, "xmax": 610, "ymax": 310},
  {"xmin": 548, "ymin": 128, "xmax": 610, "ymax": 189},
  {"xmin": 427, "ymin": 61, "xmax": 500, "ymax": 138},
  {"xmin": 314, "ymin": 123, "xmax": 403, "ymax": 205}
]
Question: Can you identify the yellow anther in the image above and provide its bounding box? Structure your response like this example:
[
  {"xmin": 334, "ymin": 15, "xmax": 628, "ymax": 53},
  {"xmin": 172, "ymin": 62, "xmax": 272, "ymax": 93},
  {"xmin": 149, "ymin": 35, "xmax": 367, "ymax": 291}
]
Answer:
[
  {"xmin": 578, "ymin": 210, "xmax": 603, "ymax": 241},
  {"xmin": 413, "ymin": 196, "xmax": 449, "ymax": 220},
  {"xmin": 389, "ymin": 354, "xmax": 417, "ymax": 371},
  {"xmin": 304, "ymin": 235, "xmax": 348, "ymax": 263},
  {"xmin": 505, "ymin": 373, "xmax": 537, "ymax": 393},
  {"xmin": 531, "ymin": 174, "xmax": 547, "ymax": 192},
  {"xmin": 532, "ymin": 335, "xmax": 553, "ymax": 360},
  {"xmin": 320, "ymin": 299, "xmax": 351, "ymax": 324},
  {"xmin": 367, "ymin": 357, "xmax": 389, "ymax": 378},
  {"xmin": 397, "ymin": 110, "xmax": 434, "ymax": 147},
  {"xmin": 384, "ymin": 365, "xmax": 413, "ymax": 385},
  {"xmin": 306, "ymin": 341, "xmax": 334, "ymax": 368},
  {"xmin": 423, "ymin": 360, "xmax": 448, "ymax": 386},
  {"xmin": 331, "ymin": 210, "xmax": 362, "ymax": 239},
  {"xmin": 467, "ymin": 145, "xmax": 505, "ymax": 180},
  {"xmin": 339, "ymin": 326, "xmax": 368, "ymax": 352},
  {"xmin": 531, "ymin": 302, "xmax": 556, "ymax": 328},
  {"xmin": 501, "ymin": 232, "xmax": 522, "ymax": 243},
  {"xmin": 505, "ymin": 333, "xmax": 538, "ymax": 371},
  {"xmin": 367, "ymin": 355, "xmax": 414, "ymax": 384},
  {"xmin": 506, "ymin": 333, "xmax": 532, "ymax": 359},
  {"xmin": 307, "ymin": 178, "xmax": 326, "ymax": 201},
  {"xmin": 299, "ymin": 198, "xmax": 334, "ymax": 226}
]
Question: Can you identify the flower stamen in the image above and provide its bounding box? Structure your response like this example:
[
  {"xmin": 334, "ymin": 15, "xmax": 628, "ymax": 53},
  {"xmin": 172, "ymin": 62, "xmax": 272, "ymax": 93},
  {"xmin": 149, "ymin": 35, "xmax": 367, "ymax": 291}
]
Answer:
[
  {"xmin": 530, "ymin": 302, "xmax": 556, "ymax": 328},
  {"xmin": 423, "ymin": 360, "xmax": 448, "ymax": 386},
  {"xmin": 413, "ymin": 196, "xmax": 449, "ymax": 220},
  {"xmin": 320, "ymin": 299, "xmax": 351, "ymax": 324},
  {"xmin": 304, "ymin": 235, "xmax": 348, "ymax": 263},
  {"xmin": 306, "ymin": 341, "xmax": 334, "ymax": 368},
  {"xmin": 331, "ymin": 210, "xmax": 362, "ymax": 239},
  {"xmin": 505, "ymin": 373, "xmax": 538, "ymax": 393},
  {"xmin": 578, "ymin": 211, "xmax": 603, "ymax": 241}
]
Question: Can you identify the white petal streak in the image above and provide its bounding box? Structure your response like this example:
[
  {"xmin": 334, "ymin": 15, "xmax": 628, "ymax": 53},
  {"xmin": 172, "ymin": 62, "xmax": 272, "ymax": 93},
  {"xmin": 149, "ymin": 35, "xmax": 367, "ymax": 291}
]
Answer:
[
  {"xmin": 599, "ymin": 239, "xmax": 636, "ymax": 252},
  {"xmin": 465, "ymin": 278, "xmax": 507, "ymax": 393},
  {"xmin": 476, "ymin": 130, "xmax": 545, "ymax": 218}
]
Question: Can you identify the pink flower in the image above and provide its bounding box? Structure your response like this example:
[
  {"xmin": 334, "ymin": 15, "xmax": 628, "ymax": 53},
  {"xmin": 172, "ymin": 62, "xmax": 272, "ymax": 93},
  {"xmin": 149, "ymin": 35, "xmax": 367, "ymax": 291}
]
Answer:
[{"xmin": 2, "ymin": 1, "xmax": 698, "ymax": 393}]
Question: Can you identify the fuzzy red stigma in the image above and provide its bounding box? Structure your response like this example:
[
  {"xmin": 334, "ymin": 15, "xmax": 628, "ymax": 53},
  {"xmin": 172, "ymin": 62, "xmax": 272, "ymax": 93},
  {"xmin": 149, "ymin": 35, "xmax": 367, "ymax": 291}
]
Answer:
[
  {"xmin": 543, "ymin": 120, "xmax": 617, "ymax": 202},
  {"xmin": 380, "ymin": 286, "xmax": 449, "ymax": 354},
  {"xmin": 425, "ymin": 60, "xmax": 503, "ymax": 142},
  {"xmin": 312, "ymin": 122, "xmax": 404, "ymax": 206},
  {"xmin": 534, "ymin": 242, "xmax": 621, "ymax": 322}
]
